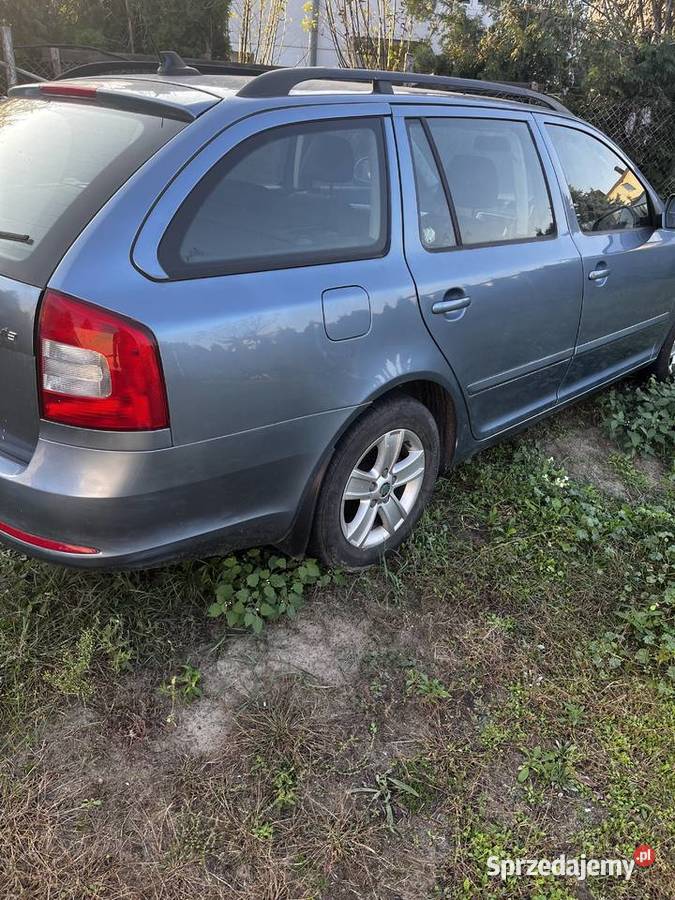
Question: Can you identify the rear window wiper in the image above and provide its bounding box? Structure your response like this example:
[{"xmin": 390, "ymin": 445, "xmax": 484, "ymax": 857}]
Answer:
[{"xmin": 0, "ymin": 230, "xmax": 33, "ymax": 245}]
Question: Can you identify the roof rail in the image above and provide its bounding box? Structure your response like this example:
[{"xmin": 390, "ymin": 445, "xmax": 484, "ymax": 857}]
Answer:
[{"xmin": 236, "ymin": 66, "xmax": 570, "ymax": 113}]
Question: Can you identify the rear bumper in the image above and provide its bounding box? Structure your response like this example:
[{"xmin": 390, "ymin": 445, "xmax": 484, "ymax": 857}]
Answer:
[{"xmin": 0, "ymin": 407, "xmax": 356, "ymax": 569}]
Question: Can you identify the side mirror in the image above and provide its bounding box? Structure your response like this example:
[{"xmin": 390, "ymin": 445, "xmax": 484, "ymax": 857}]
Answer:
[{"xmin": 662, "ymin": 194, "xmax": 675, "ymax": 229}]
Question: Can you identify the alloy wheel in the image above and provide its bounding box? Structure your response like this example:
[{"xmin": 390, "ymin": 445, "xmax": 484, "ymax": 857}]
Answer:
[{"xmin": 340, "ymin": 428, "xmax": 426, "ymax": 549}]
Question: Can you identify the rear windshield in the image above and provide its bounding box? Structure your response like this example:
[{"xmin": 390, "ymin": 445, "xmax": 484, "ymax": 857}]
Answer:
[{"xmin": 0, "ymin": 98, "xmax": 185, "ymax": 285}]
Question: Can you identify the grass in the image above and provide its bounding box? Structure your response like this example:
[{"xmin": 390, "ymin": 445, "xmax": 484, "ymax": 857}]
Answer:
[{"xmin": 0, "ymin": 387, "xmax": 673, "ymax": 898}]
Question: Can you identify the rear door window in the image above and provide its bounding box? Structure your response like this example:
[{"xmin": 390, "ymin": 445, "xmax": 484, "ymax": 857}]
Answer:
[
  {"xmin": 0, "ymin": 99, "xmax": 184, "ymax": 285},
  {"xmin": 158, "ymin": 118, "xmax": 389, "ymax": 278},
  {"xmin": 424, "ymin": 117, "xmax": 555, "ymax": 246}
]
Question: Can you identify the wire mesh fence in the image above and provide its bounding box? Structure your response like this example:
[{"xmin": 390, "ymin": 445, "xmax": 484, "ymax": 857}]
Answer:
[
  {"xmin": 10, "ymin": 43, "xmax": 129, "ymax": 85},
  {"xmin": 567, "ymin": 94, "xmax": 675, "ymax": 198}
]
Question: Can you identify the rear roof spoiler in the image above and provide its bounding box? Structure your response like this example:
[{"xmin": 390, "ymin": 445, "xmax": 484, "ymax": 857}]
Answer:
[{"xmin": 8, "ymin": 81, "xmax": 211, "ymax": 122}]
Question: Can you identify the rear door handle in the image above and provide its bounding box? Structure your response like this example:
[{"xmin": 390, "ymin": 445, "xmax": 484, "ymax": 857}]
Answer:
[
  {"xmin": 431, "ymin": 294, "xmax": 471, "ymax": 315},
  {"xmin": 589, "ymin": 265, "xmax": 610, "ymax": 281}
]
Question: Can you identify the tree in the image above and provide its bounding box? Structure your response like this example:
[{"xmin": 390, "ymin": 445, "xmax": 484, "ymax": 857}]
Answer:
[
  {"xmin": 579, "ymin": 0, "xmax": 673, "ymax": 43},
  {"xmin": 324, "ymin": 0, "xmax": 421, "ymax": 70},
  {"xmin": 413, "ymin": 5, "xmax": 484, "ymax": 76},
  {"xmin": 230, "ymin": 0, "xmax": 287, "ymax": 64},
  {"xmin": 0, "ymin": 0, "xmax": 61, "ymax": 44},
  {"xmin": 479, "ymin": 0, "xmax": 587, "ymax": 88},
  {"xmin": 1, "ymin": 0, "xmax": 230, "ymax": 58},
  {"xmin": 412, "ymin": 1, "xmax": 588, "ymax": 86},
  {"xmin": 133, "ymin": 0, "xmax": 229, "ymax": 58}
]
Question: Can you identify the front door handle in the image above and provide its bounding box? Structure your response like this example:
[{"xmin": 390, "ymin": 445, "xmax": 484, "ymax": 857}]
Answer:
[
  {"xmin": 431, "ymin": 294, "xmax": 471, "ymax": 315},
  {"xmin": 589, "ymin": 264, "xmax": 611, "ymax": 281}
]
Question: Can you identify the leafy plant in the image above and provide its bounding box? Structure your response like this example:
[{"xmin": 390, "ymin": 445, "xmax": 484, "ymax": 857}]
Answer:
[
  {"xmin": 517, "ymin": 741, "xmax": 580, "ymax": 791},
  {"xmin": 602, "ymin": 378, "xmax": 675, "ymax": 460},
  {"xmin": 43, "ymin": 616, "xmax": 133, "ymax": 699},
  {"xmin": 349, "ymin": 770, "xmax": 421, "ymax": 831},
  {"xmin": 207, "ymin": 549, "xmax": 330, "ymax": 633},
  {"xmin": 405, "ymin": 667, "xmax": 450, "ymax": 701},
  {"xmin": 271, "ymin": 767, "xmax": 298, "ymax": 810},
  {"xmin": 43, "ymin": 627, "xmax": 97, "ymax": 700},
  {"xmin": 435, "ymin": 443, "xmax": 674, "ymax": 691},
  {"xmin": 251, "ymin": 820, "xmax": 274, "ymax": 840},
  {"xmin": 563, "ymin": 702, "xmax": 585, "ymax": 727},
  {"xmin": 161, "ymin": 664, "xmax": 203, "ymax": 712}
]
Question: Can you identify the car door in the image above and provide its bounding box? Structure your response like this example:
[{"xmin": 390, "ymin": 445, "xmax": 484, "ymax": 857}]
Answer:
[
  {"xmin": 393, "ymin": 105, "xmax": 584, "ymax": 440},
  {"xmin": 538, "ymin": 119, "xmax": 675, "ymax": 399}
]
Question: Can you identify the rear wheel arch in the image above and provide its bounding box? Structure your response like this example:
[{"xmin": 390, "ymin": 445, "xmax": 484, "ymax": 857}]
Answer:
[
  {"xmin": 309, "ymin": 393, "xmax": 441, "ymax": 567},
  {"xmin": 278, "ymin": 377, "xmax": 458, "ymax": 558},
  {"xmin": 380, "ymin": 378, "xmax": 457, "ymax": 473}
]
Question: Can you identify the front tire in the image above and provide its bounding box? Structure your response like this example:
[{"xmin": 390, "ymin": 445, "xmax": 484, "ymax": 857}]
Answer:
[{"xmin": 311, "ymin": 396, "xmax": 440, "ymax": 569}]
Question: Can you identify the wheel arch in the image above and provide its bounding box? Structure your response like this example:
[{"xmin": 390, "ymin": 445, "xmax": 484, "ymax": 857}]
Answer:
[{"xmin": 277, "ymin": 373, "xmax": 465, "ymax": 557}]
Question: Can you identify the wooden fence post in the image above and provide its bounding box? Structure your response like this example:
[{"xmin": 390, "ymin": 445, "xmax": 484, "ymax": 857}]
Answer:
[
  {"xmin": 50, "ymin": 46, "xmax": 62, "ymax": 78},
  {"xmin": 1, "ymin": 25, "xmax": 17, "ymax": 88}
]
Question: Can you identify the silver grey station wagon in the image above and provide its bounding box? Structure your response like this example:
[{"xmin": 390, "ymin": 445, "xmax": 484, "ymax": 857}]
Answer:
[{"xmin": 1, "ymin": 55, "xmax": 674, "ymax": 569}]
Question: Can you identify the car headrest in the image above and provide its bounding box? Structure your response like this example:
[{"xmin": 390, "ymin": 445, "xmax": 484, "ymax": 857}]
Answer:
[
  {"xmin": 300, "ymin": 135, "xmax": 355, "ymax": 187},
  {"xmin": 448, "ymin": 154, "xmax": 499, "ymax": 209},
  {"xmin": 473, "ymin": 134, "xmax": 511, "ymax": 154}
]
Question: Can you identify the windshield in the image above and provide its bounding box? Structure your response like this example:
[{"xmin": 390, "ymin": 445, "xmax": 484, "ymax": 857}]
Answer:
[{"xmin": 0, "ymin": 98, "xmax": 184, "ymax": 285}]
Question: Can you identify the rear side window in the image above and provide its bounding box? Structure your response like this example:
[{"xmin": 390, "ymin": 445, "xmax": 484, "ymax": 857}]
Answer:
[
  {"xmin": 546, "ymin": 124, "xmax": 651, "ymax": 233},
  {"xmin": 159, "ymin": 118, "xmax": 389, "ymax": 278},
  {"xmin": 425, "ymin": 118, "xmax": 555, "ymax": 246},
  {"xmin": 0, "ymin": 99, "xmax": 184, "ymax": 286},
  {"xmin": 406, "ymin": 120, "xmax": 457, "ymax": 251}
]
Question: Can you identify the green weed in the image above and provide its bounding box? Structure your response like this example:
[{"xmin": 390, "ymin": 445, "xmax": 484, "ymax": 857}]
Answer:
[
  {"xmin": 206, "ymin": 549, "xmax": 330, "ymax": 633},
  {"xmin": 602, "ymin": 377, "xmax": 675, "ymax": 459},
  {"xmin": 405, "ymin": 667, "xmax": 450, "ymax": 701},
  {"xmin": 161, "ymin": 663, "xmax": 203, "ymax": 703}
]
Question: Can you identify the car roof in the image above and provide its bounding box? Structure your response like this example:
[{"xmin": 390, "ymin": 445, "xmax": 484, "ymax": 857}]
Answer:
[{"xmin": 11, "ymin": 69, "xmax": 577, "ymax": 122}]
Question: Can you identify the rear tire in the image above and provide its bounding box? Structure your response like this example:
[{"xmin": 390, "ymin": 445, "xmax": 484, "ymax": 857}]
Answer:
[
  {"xmin": 650, "ymin": 321, "xmax": 675, "ymax": 381},
  {"xmin": 310, "ymin": 396, "xmax": 440, "ymax": 569}
]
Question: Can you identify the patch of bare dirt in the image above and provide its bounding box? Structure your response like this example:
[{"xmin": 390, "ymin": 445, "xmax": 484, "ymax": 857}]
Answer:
[
  {"xmin": 171, "ymin": 596, "xmax": 375, "ymax": 755},
  {"xmin": 540, "ymin": 424, "xmax": 666, "ymax": 498}
]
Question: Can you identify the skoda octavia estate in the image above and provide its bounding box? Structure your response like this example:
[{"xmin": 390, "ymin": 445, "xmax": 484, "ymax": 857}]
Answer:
[{"xmin": 1, "ymin": 57, "xmax": 674, "ymax": 569}]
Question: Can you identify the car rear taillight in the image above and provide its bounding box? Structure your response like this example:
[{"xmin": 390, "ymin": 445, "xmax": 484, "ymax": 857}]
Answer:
[{"xmin": 38, "ymin": 290, "xmax": 169, "ymax": 431}]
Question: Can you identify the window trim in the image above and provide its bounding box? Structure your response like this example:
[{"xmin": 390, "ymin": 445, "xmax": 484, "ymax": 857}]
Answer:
[
  {"xmin": 544, "ymin": 121, "xmax": 655, "ymax": 238},
  {"xmin": 409, "ymin": 115, "xmax": 558, "ymax": 253},
  {"xmin": 158, "ymin": 116, "xmax": 391, "ymax": 280}
]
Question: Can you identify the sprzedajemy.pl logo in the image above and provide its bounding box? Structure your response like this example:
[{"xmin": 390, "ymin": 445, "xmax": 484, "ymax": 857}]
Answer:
[{"xmin": 487, "ymin": 845, "xmax": 655, "ymax": 882}]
